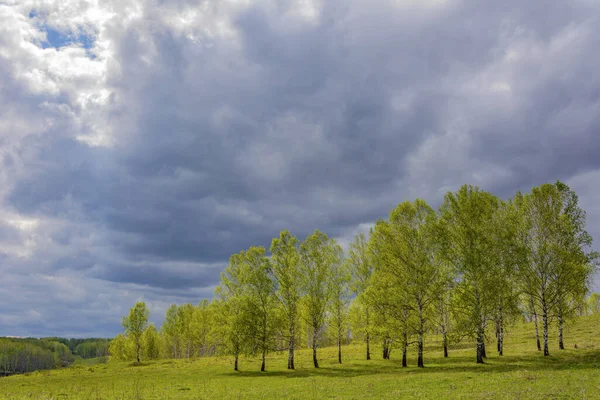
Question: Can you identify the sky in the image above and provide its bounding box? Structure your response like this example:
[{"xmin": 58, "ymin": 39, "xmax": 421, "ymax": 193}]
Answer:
[{"xmin": 0, "ymin": 0, "xmax": 599, "ymax": 338}]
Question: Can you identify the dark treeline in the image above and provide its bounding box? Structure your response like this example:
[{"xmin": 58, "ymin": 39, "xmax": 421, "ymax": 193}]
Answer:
[
  {"xmin": 73, "ymin": 340, "xmax": 110, "ymax": 359},
  {"xmin": 45, "ymin": 337, "xmax": 111, "ymax": 356},
  {"xmin": 0, "ymin": 338, "xmax": 73, "ymax": 375},
  {"xmin": 0, "ymin": 337, "xmax": 111, "ymax": 376},
  {"xmin": 111, "ymin": 182, "xmax": 595, "ymax": 370}
]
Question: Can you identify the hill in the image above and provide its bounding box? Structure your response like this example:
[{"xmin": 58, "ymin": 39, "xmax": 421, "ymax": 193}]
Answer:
[{"xmin": 1, "ymin": 314, "xmax": 599, "ymax": 399}]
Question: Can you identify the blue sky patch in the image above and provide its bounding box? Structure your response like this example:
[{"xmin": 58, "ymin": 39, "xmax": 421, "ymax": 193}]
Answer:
[{"xmin": 29, "ymin": 8, "xmax": 96, "ymax": 52}]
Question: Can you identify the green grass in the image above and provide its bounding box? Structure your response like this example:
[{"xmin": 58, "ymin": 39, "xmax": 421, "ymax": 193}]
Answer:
[{"xmin": 2, "ymin": 315, "xmax": 600, "ymax": 399}]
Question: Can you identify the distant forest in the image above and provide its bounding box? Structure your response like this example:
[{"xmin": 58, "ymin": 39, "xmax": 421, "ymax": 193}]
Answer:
[
  {"xmin": 0, "ymin": 338, "xmax": 109, "ymax": 375},
  {"xmin": 112, "ymin": 182, "xmax": 599, "ymax": 371}
]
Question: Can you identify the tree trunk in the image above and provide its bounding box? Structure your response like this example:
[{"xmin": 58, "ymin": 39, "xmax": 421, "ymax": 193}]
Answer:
[
  {"xmin": 402, "ymin": 332, "xmax": 408, "ymax": 367},
  {"xmin": 338, "ymin": 324, "xmax": 342, "ymax": 364},
  {"xmin": 136, "ymin": 341, "xmax": 141, "ymax": 363},
  {"xmin": 287, "ymin": 331, "xmax": 295, "ymax": 370},
  {"xmin": 417, "ymin": 305, "xmax": 424, "ymax": 368},
  {"xmin": 382, "ymin": 338, "xmax": 389, "ymax": 360},
  {"xmin": 531, "ymin": 297, "xmax": 541, "ymax": 351},
  {"xmin": 312, "ymin": 327, "xmax": 319, "ymax": 368},
  {"xmin": 558, "ymin": 310, "xmax": 565, "ymax": 350},
  {"xmin": 234, "ymin": 353, "xmax": 239, "ymax": 371},
  {"xmin": 498, "ymin": 321, "xmax": 504, "ymax": 356},
  {"xmin": 261, "ymin": 348, "xmax": 266, "ymax": 372},
  {"xmin": 476, "ymin": 325, "xmax": 485, "ymax": 364},
  {"xmin": 542, "ymin": 296, "xmax": 550, "ymax": 356},
  {"xmin": 402, "ymin": 308, "xmax": 408, "ymax": 366},
  {"xmin": 366, "ymin": 309, "xmax": 371, "ymax": 361},
  {"xmin": 497, "ymin": 297, "xmax": 504, "ymax": 356},
  {"xmin": 481, "ymin": 340, "xmax": 487, "ymax": 358},
  {"xmin": 441, "ymin": 319, "xmax": 448, "ymax": 358},
  {"xmin": 439, "ymin": 296, "xmax": 449, "ymax": 358},
  {"xmin": 443, "ymin": 331, "xmax": 448, "ymax": 358},
  {"xmin": 417, "ymin": 332, "xmax": 424, "ymax": 368}
]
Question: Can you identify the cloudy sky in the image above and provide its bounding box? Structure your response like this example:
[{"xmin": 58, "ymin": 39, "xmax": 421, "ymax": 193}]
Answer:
[{"xmin": 0, "ymin": 0, "xmax": 599, "ymax": 338}]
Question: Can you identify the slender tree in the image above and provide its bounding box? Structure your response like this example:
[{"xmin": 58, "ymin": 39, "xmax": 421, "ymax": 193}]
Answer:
[
  {"xmin": 435, "ymin": 284, "xmax": 452, "ymax": 358},
  {"xmin": 121, "ymin": 302, "xmax": 150, "ymax": 363},
  {"xmin": 299, "ymin": 230, "xmax": 343, "ymax": 368},
  {"xmin": 215, "ymin": 252, "xmax": 247, "ymax": 371},
  {"xmin": 439, "ymin": 185, "xmax": 501, "ymax": 364},
  {"xmin": 368, "ymin": 226, "xmax": 412, "ymax": 366},
  {"xmin": 490, "ymin": 197, "xmax": 524, "ymax": 356},
  {"xmin": 270, "ymin": 230, "xmax": 302, "ymax": 369},
  {"xmin": 372, "ymin": 199, "xmax": 446, "ymax": 367},
  {"xmin": 554, "ymin": 182, "xmax": 597, "ymax": 349},
  {"xmin": 243, "ymin": 246, "xmax": 278, "ymax": 371},
  {"xmin": 162, "ymin": 305, "xmax": 179, "ymax": 358},
  {"xmin": 329, "ymin": 246, "xmax": 351, "ymax": 364},
  {"xmin": 517, "ymin": 182, "xmax": 596, "ymax": 356},
  {"xmin": 347, "ymin": 232, "xmax": 374, "ymax": 360}
]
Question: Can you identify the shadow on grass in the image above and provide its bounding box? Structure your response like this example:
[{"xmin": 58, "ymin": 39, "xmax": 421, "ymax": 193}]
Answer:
[
  {"xmin": 128, "ymin": 361, "xmax": 153, "ymax": 367},
  {"xmin": 223, "ymin": 350, "xmax": 600, "ymax": 380}
]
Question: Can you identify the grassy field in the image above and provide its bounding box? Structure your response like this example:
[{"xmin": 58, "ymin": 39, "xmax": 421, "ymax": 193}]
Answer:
[{"xmin": 2, "ymin": 315, "xmax": 599, "ymax": 400}]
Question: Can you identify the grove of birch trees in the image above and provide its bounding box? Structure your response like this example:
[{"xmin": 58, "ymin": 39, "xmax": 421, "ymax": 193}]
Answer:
[{"xmin": 112, "ymin": 181, "xmax": 598, "ymax": 369}]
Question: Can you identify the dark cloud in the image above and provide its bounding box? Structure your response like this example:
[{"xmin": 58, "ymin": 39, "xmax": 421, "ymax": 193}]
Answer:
[{"xmin": 1, "ymin": 0, "xmax": 599, "ymax": 337}]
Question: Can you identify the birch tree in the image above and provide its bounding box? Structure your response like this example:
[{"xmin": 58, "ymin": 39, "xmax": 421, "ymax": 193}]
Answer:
[
  {"xmin": 490, "ymin": 197, "xmax": 524, "ymax": 356},
  {"xmin": 329, "ymin": 246, "xmax": 351, "ymax": 364},
  {"xmin": 439, "ymin": 185, "xmax": 501, "ymax": 364},
  {"xmin": 299, "ymin": 230, "xmax": 343, "ymax": 368},
  {"xmin": 518, "ymin": 182, "xmax": 596, "ymax": 356},
  {"xmin": 121, "ymin": 302, "xmax": 150, "ymax": 363},
  {"xmin": 347, "ymin": 232, "xmax": 374, "ymax": 360},
  {"xmin": 215, "ymin": 252, "xmax": 247, "ymax": 371},
  {"xmin": 368, "ymin": 223, "xmax": 412, "ymax": 366},
  {"xmin": 372, "ymin": 199, "xmax": 446, "ymax": 367},
  {"xmin": 161, "ymin": 304, "xmax": 179, "ymax": 358},
  {"xmin": 243, "ymin": 246, "xmax": 278, "ymax": 371},
  {"xmin": 270, "ymin": 230, "xmax": 302, "ymax": 369}
]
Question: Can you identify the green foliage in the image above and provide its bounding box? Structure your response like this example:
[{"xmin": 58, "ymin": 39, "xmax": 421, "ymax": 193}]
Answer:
[
  {"xmin": 587, "ymin": 293, "xmax": 600, "ymax": 315},
  {"xmin": 108, "ymin": 334, "xmax": 134, "ymax": 361},
  {"xmin": 328, "ymin": 244, "xmax": 351, "ymax": 363},
  {"xmin": 346, "ymin": 232, "xmax": 374, "ymax": 359},
  {"xmin": 439, "ymin": 185, "xmax": 502, "ymax": 363},
  {"xmin": 299, "ymin": 230, "xmax": 344, "ymax": 368},
  {"xmin": 516, "ymin": 182, "xmax": 596, "ymax": 355},
  {"xmin": 121, "ymin": 302, "xmax": 150, "ymax": 362},
  {"xmin": 142, "ymin": 324, "xmax": 161, "ymax": 360},
  {"xmin": 74, "ymin": 340, "xmax": 110, "ymax": 359},
  {"xmin": 0, "ymin": 339, "xmax": 63, "ymax": 374},
  {"xmin": 270, "ymin": 230, "xmax": 302, "ymax": 368},
  {"xmin": 371, "ymin": 199, "xmax": 449, "ymax": 367}
]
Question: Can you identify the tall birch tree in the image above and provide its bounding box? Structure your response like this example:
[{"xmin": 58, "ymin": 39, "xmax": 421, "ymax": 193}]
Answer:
[
  {"xmin": 299, "ymin": 230, "xmax": 343, "ymax": 368},
  {"xmin": 347, "ymin": 232, "xmax": 374, "ymax": 360},
  {"xmin": 269, "ymin": 230, "xmax": 302, "ymax": 370},
  {"xmin": 372, "ymin": 199, "xmax": 446, "ymax": 367},
  {"xmin": 439, "ymin": 185, "xmax": 501, "ymax": 364}
]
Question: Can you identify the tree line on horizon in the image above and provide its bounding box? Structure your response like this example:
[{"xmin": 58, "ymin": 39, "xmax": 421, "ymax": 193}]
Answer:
[
  {"xmin": 0, "ymin": 338, "xmax": 109, "ymax": 376},
  {"xmin": 112, "ymin": 182, "xmax": 598, "ymax": 371}
]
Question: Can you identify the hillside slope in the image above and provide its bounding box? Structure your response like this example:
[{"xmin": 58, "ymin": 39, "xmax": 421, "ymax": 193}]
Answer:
[{"xmin": 2, "ymin": 315, "xmax": 599, "ymax": 399}]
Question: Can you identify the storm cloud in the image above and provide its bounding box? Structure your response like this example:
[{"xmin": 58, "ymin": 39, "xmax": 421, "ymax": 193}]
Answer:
[{"xmin": 0, "ymin": 0, "xmax": 599, "ymax": 337}]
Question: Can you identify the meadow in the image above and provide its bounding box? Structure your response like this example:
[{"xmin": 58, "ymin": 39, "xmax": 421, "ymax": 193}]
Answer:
[{"xmin": 2, "ymin": 315, "xmax": 599, "ymax": 400}]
